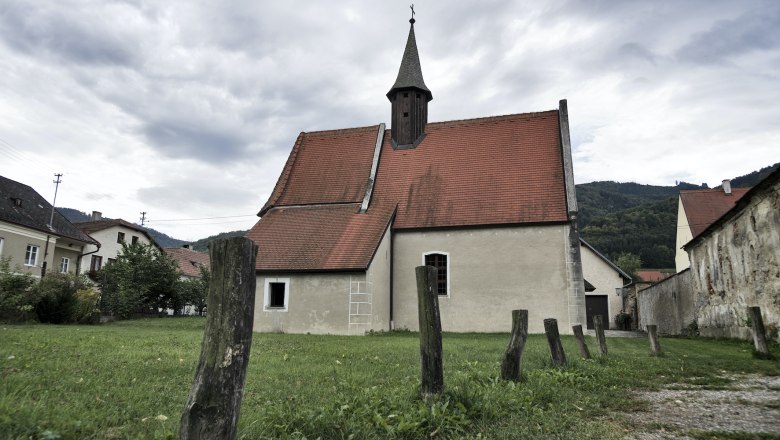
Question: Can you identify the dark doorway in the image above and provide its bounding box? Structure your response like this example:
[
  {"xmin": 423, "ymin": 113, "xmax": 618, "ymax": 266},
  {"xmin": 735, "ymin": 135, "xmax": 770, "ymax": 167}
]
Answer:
[{"xmin": 586, "ymin": 295, "xmax": 609, "ymax": 330}]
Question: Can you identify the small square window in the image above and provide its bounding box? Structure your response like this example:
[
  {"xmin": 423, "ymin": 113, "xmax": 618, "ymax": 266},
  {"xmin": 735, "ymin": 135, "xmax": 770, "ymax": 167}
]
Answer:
[
  {"xmin": 264, "ymin": 278, "xmax": 290, "ymax": 311},
  {"xmin": 403, "ymin": 92, "xmax": 408, "ymax": 97},
  {"xmin": 403, "ymin": 112, "xmax": 409, "ymax": 117},
  {"xmin": 117, "ymin": 232, "xmax": 125, "ymax": 243},
  {"xmin": 131, "ymin": 236, "xmax": 139, "ymax": 245},
  {"xmin": 416, "ymin": 93, "xmax": 420, "ymax": 98}
]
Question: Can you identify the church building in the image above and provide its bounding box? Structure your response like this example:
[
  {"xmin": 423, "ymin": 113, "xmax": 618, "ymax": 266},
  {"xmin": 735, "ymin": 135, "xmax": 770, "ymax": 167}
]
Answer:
[{"xmin": 246, "ymin": 17, "xmax": 586, "ymax": 334}]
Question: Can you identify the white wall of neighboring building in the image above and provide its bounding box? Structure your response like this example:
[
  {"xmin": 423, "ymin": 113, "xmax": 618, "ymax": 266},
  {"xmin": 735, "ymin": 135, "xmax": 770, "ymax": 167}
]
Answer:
[
  {"xmin": 580, "ymin": 244, "xmax": 628, "ymax": 328},
  {"xmin": 675, "ymin": 197, "xmax": 693, "ymax": 272}
]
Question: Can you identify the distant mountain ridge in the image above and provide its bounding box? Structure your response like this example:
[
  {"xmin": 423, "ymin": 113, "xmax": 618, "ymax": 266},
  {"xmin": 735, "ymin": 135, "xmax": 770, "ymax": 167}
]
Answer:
[{"xmin": 57, "ymin": 161, "xmax": 779, "ymax": 266}]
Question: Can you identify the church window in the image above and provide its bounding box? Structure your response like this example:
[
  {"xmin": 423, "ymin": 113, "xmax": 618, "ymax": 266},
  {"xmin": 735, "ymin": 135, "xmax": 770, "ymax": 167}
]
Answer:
[{"xmin": 423, "ymin": 252, "xmax": 449, "ymax": 296}]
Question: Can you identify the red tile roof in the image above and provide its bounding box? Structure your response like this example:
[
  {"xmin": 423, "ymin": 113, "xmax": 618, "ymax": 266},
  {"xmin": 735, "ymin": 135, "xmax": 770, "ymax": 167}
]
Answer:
[
  {"xmin": 373, "ymin": 112, "xmax": 568, "ymax": 229},
  {"xmin": 246, "ymin": 203, "xmax": 395, "ymax": 271},
  {"xmin": 249, "ymin": 110, "xmax": 569, "ymax": 271},
  {"xmin": 165, "ymin": 247, "xmax": 210, "ymax": 278},
  {"xmin": 260, "ymin": 126, "xmax": 380, "ymax": 214},
  {"xmin": 680, "ymin": 188, "xmax": 749, "ymax": 238},
  {"xmin": 636, "ymin": 270, "xmax": 672, "ymax": 283}
]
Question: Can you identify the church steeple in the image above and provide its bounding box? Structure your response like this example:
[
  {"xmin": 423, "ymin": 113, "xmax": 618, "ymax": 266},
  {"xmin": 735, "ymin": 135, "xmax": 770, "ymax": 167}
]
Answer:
[{"xmin": 387, "ymin": 14, "xmax": 432, "ymax": 149}]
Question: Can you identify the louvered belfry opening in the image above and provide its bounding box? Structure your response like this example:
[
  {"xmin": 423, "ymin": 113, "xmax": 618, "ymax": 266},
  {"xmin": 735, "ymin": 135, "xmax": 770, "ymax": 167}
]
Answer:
[{"xmin": 387, "ymin": 17, "xmax": 432, "ymax": 149}]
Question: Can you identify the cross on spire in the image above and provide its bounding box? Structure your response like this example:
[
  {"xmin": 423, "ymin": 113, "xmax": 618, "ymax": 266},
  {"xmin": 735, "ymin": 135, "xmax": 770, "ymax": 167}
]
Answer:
[{"xmin": 410, "ymin": 4, "xmax": 415, "ymax": 24}]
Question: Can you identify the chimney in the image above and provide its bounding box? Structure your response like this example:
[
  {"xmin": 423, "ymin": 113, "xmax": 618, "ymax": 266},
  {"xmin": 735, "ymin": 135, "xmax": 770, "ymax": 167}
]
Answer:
[
  {"xmin": 722, "ymin": 179, "xmax": 732, "ymax": 195},
  {"xmin": 182, "ymin": 244, "xmax": 190, "ymax": 249},
  {"xmin": 91, "ymin": 211, "xmax": 102, "ymax": 221}
]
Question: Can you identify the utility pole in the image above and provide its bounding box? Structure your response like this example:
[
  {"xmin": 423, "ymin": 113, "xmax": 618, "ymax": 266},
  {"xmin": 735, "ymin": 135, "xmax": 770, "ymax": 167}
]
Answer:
[
  {"xmin": 42, "ymin": 173, "xmax": 63, "ymax": 277},
  {"xmin": 49, "ymin": 173, "xmax": 63, "ymax": 227},
  {"xmin": 140, "ymin": 211, "xmax": 147, "ymax": 226}
]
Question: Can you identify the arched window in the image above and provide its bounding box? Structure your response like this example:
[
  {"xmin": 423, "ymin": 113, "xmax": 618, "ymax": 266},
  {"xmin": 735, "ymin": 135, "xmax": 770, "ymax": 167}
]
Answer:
[{"xmin": 423, "ymin": 252, "xmax": 449, "ymax": 296}]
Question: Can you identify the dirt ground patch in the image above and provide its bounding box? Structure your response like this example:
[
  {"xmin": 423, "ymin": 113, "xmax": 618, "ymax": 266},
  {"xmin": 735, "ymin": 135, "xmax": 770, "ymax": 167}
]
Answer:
[{"xmin": 624, "ymin": 374, "xmax": 780, "ymax": 439}]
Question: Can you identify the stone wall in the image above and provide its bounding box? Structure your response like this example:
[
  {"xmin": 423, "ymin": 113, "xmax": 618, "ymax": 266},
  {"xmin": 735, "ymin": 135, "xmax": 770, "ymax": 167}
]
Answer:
[
  {"xmin": 637, "ymin": 269, "xmax": 695, "ymax": 335},
  {"xmin": 687, "ymin": 175, "xmax": 780, "ymax": 342}
]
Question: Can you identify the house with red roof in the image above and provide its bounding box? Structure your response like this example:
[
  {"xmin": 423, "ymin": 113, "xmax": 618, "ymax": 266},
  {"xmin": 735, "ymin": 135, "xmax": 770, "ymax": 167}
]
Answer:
[
  {"xmin": 246, "ymin": 18, "xmax": 586, "ymax": 334},
  {"xmin": 674, "ymin": 181, "xmax": 749, "ymax": 271}
]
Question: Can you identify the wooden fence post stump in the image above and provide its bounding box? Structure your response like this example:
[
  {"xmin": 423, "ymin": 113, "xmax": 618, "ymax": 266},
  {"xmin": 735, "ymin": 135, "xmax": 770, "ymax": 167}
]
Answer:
[
  {"xmin": 180, "ymin": 237, "xmax": 258, "ymax": 440},
  {"xmin": 593, "ymin": 315, "xmax": 608, "ymax": 356},
  {"xmin": 501, "ymin": 310, "xmax": 529, "ymax": 381},
  {"xmin": 572, "ymin": 325, "xmax": 591, "ymax": 359},
  {"xmin": 748, "ymin": 306, "xmax": 771, "ymax": 358},
  {"xmin": 416, "ymin": 265, "xmax": 443, "ymax": 398},
  {"xmin": 544, "ymin": 318, "xmax": 567, "ymax": 367},
  {"xmin": 647, "ymin": 324, "xmax": 662, "ymax": 357}
]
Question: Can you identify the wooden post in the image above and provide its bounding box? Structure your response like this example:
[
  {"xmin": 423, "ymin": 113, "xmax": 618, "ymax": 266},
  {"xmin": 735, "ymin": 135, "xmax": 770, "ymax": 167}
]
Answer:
[
  {"xmin": 544, "ymin": 318, "xmax": 567, "ymax": 367},
  {"xmin": 180, "ymin": 237, "xmax": 258, "ymax": 440},
  {"xmin": 748, "ymin": 306, "xmax": 771, "ymax": 358},
  {"xmin": 593, "ymin": 315, "xmax": 608, "ymax": 356},
  {"xmin": 501, "ymin": 310, "xmax": 529, "ymax": 381},
  {"xmin": 572, "ymin": 325, "xmax": 591, "ymax": 359},
  {"xmin": 647, "ymin": 324, "xmax": 662, "ymax": 356},
  {"xmin": 416, "ymin": 265, "xmax": 443, "ymax": 398}
]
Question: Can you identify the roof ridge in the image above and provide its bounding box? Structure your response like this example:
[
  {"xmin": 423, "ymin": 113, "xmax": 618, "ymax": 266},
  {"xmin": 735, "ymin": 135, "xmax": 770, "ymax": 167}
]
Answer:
[
  {"xmin": 426, "ymin": 110, "xmax": 558, "ymax": 128},
  {"xmin": 302, "ymin": 124, "xmax": 381, "ymax": 138}
]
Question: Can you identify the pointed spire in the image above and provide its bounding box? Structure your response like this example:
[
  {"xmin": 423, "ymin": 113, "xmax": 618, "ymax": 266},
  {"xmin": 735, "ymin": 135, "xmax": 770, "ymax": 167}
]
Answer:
[{"xmin": 387, "ymin": 18, "xmax": 432, "ymax": 101}]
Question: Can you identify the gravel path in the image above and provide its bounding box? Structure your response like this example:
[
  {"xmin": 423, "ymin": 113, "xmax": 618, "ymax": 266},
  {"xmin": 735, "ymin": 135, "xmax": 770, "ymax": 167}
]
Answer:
[{"xmin": 623, "ymin": 374, "xmax": 780, "ymax": 439}]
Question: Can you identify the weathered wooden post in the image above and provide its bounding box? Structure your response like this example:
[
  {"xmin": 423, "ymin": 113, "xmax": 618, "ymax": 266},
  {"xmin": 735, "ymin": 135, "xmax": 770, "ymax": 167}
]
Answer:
[
  {"xmin": 647, "ymin": 324, "xmax": 662, "ymax": 356},
  {"xmin": 416, "ymin": 265, "xmax": 443, "ymax": 398},
  {"xmin": 572, "ymin": 325, "xmax": 591, "ymax": 359},
  {"xmin": 748, "ymin": 306, "xmax": 771, "ymax": 358},
  {"xmin": 501, "ymin": 310, "xmax": 529, "ymax": 381},
  {"xmin": 544, "ymin": 318, "xmax": 567, "ymax": 367},
  {"xmin": 180, "ymin": 237, "xmax": 258, "ymax": 440},
  {"xmin": 593, "ymin": 315, "xmax": 608, "ymax": 356}
]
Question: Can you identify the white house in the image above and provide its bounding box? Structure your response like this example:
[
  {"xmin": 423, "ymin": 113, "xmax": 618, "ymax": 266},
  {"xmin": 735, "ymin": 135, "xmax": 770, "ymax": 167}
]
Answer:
[
  {"xmin": 74, "ymin": 212, "xmax": 159, "ymax": 275},
  {"xmin": 580, "ymin": 239, "xmax": 632, "ymax": 329},
  {"xmin": 246, "ymin": 18, "xmax": 586, "ymax": 335}
]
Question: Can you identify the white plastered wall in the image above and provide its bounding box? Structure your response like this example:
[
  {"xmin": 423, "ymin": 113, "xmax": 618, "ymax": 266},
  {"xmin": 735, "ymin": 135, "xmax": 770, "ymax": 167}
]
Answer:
[{"xmin": 392, "ymin": 224, "xmax": 571, "ymax": 333}]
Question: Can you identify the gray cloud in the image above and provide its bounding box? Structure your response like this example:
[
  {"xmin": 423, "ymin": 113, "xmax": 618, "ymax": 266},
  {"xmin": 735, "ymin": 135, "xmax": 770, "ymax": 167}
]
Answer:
[
  {"xmin": 0, "ymin": 1, "xmax": 140, "ymax": 66},
  {"xmin": 675, "ymin": 7, "xmax": 780, "ymax": 64}
]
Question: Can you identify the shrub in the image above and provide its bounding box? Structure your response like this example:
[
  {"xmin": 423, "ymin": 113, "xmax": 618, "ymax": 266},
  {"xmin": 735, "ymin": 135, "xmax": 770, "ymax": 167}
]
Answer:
[
  {"xmin": 34, "ymin": 273, "xmax": 91, "ymax": 324},
  {"xmin": 614, "ymin": 312, "xmax": 632, "ymax": 331},
  {"xmin": 72, "ymin": 288, "xmax": 101, "ymax": 324},
  {"xmin": 0, "ymin": 257, "xmax": 38, "ymax": 322}
]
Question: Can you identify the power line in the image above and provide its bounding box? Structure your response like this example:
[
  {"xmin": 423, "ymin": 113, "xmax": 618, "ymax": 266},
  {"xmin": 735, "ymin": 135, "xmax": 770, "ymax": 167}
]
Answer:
[{"xmin": 149, "ymin": 214, "xmax": 256, "ymax": 222}]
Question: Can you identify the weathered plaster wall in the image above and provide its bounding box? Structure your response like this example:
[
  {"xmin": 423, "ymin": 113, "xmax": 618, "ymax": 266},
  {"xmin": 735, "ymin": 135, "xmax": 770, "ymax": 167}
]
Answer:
[
  {"xmin": 254, "ymin": 272, "xmax": 360, "ymax": 335},
  {"xmin": 637, "ymin": 269, "xmax": 694, "ymax": 335},
  {"xmin": 581, "ymin": 244, "xmax": 627, "ymax": 328},
  {"xmin": 392, "ymin": 224, "xmax": 575, "ymax": 334},
  {"xmin": 688, "ymin": 177, "xmax": 780, "ymax": 341}
]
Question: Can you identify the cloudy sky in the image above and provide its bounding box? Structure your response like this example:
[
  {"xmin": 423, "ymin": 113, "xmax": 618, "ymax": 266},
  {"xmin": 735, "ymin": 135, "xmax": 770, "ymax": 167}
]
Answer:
[{"xmin": 1, "ymin": 1, "xmax": 778, "ymax": 241}]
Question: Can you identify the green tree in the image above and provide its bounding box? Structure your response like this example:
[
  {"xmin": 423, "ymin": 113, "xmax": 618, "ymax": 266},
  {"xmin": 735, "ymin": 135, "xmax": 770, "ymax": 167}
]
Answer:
[
  {"xmin": 177, "ymin": 266, "xmax": 210, "ymax": 316},
  {"xmin": 98, "ymin": 242, "xmax": 180, "ymax": 319},
  {"xmin": 614, "ymin": 252, "xmax": 642, "ymax": 280}
]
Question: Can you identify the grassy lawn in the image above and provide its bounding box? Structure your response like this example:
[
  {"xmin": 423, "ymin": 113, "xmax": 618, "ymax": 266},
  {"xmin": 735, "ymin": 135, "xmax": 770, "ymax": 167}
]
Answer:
[{"xmin": 1, "ymin": 318, "xmax": 778, "ymax": 439}]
